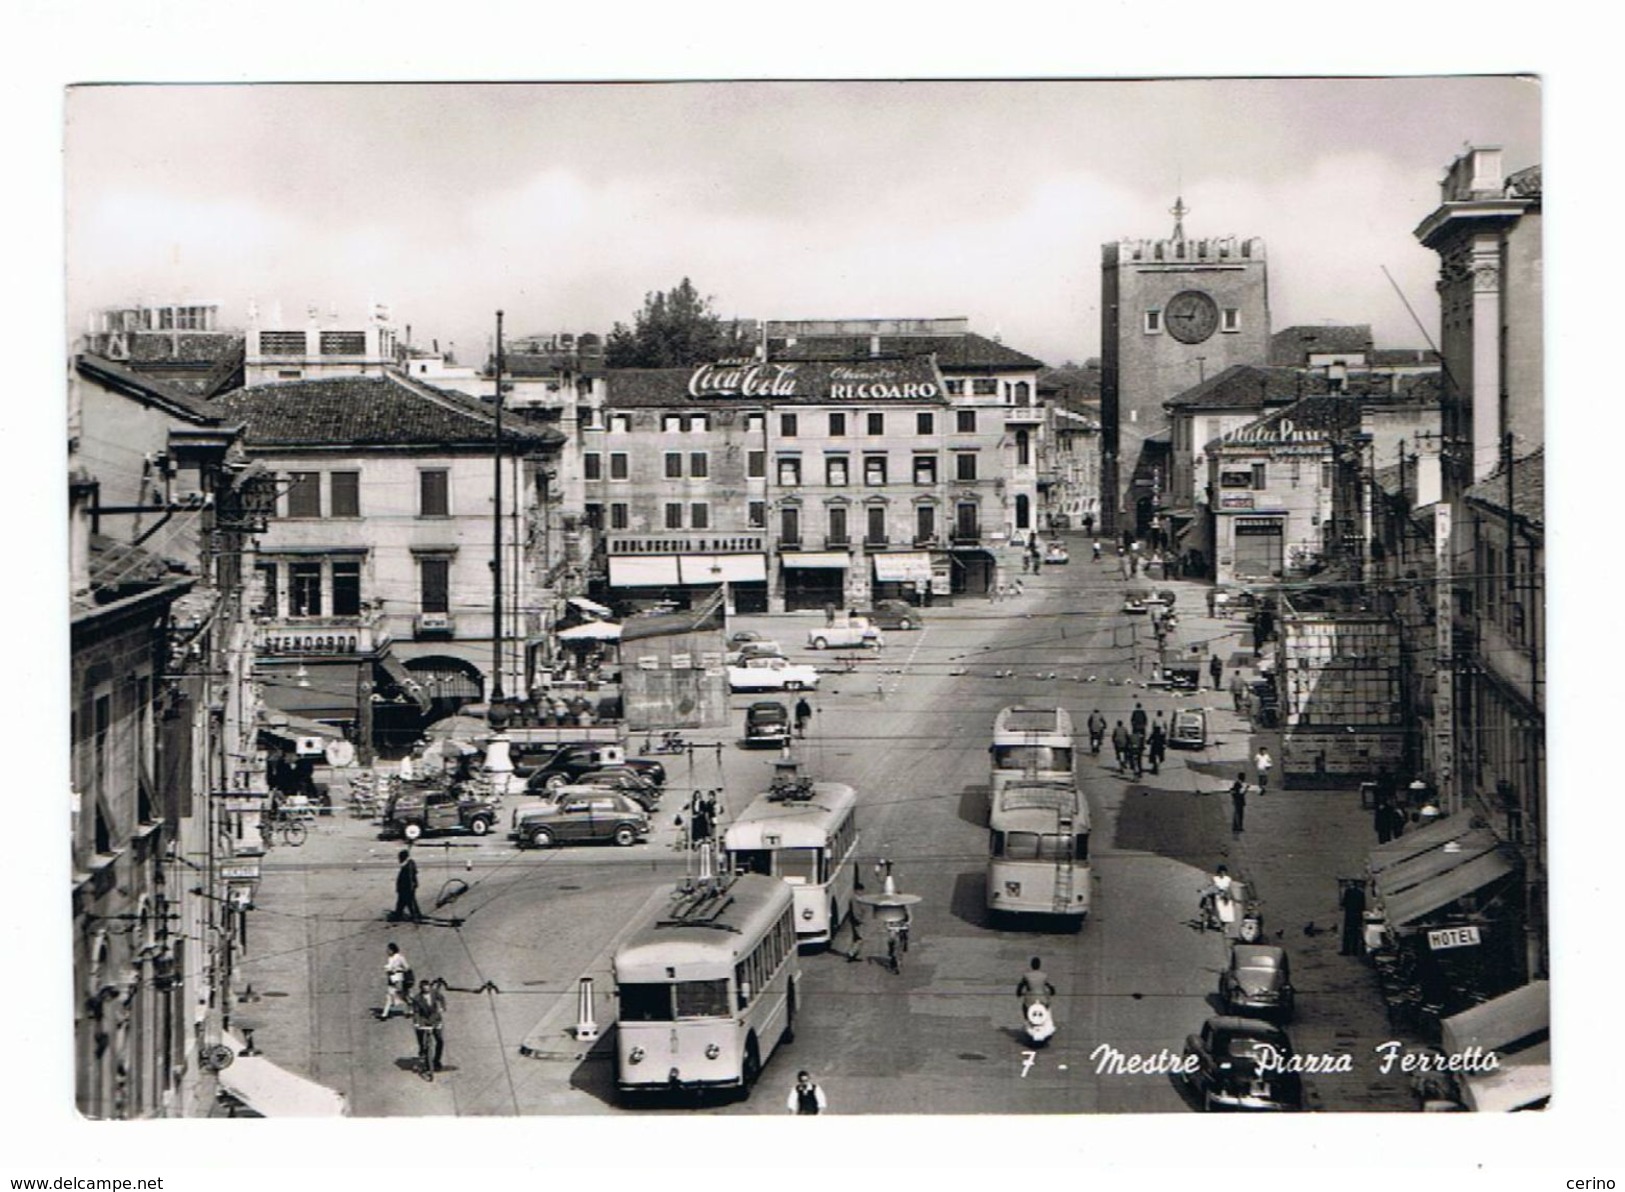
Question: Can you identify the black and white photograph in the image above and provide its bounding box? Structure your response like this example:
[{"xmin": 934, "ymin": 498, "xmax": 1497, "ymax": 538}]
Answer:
[{"xmin": 14, "ymin": 6, "xmax": 1616, "ymax": 1184}]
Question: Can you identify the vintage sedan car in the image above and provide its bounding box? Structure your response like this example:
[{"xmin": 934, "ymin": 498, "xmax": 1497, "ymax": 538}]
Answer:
[
  {"xmin": 1219, "ymin": 945, "xmax": 1295, "ymax": 1022},
  {"xmin": 807, "ymin": 617, "xmax": 883, "ymax": 650},
  {"xmin": 861, "ymin": 600, "xmax": 925, "ymax": 631},
  {"xmin": 744, "ymin": 700, "xmax": 791, "ymax": 747},
  {"xmin": 723, "ymin": 641, "xmax": 784, "ymax": 667},
  {"xmin": 727, "ymin": 654, "xmax": 822, "ymax": 692},
  {"xmin": 1181, "ymin": 1016, "xmax": 1304, "ymax": 1112},
  {"xmin": 568, "ymin": 767, "xmax": 663, "ymax": 811},
  {"xmin": 509, "ymin": 789, "xmax": 650, "ymax": 849},
  {"xmin": 382, "ymin": 782, "xmax": 500, "ymax": 841},
  {"xmin": 1169, "ymin": 708, "xmax": 1208, "ymax": 750},
  {"xmin": 526, "ymin": 745, "xmax": 666, "ymax": 793},
  {"xmin": 1043, "ymin": 542, "xmax": 1070, "ymax": 565},
  {"xmin": 1121, "ymin": 588, "xmax": 1152, "ymax": 614}
]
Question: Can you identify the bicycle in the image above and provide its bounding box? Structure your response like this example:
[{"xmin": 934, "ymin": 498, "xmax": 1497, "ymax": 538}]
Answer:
[
  {"xmin": 268, "ymin": 808, "xmax": 308, "ymax": 847},
  {"xmin": 884, "ymin": 916, "xmax": 911, "ymax": 975}
]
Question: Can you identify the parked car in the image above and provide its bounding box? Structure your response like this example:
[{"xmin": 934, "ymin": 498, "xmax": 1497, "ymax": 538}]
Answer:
[
  {"xmin": 1122, "ymin": 588, "xmax": 1152, "ymax": 614},
  {"xmin": 509, "ymin": 789, "xmax": 650, "ymax": 849},
  {"xmin": 729, "ymin": 630, "xmax": 765, "ymax": 645},
  {"xmin": 526, "ymin": 744, "xmax": 666, "ymax": 794},
  {"xmin": 1043, "ymin": 542, "xmax": 1070, "ymax": 565},
  {"xmin": 807, "ymin": 617, "xmax": 883, "ymax": 650},
  {"xmin": 724, "ymin": 640, "xmax": 784, "ymax": 667},
  {"xmin": 1219, "ymin": 945, "xmax": 1295, "ymax": 1022},
  {"xmin": 861, "ymin": 599, "xmax": 925, "ymax": 631},
  {"xmin": 569, "ymin": 767, "xmax": 663, "ymax": 811},
  {"xmin": 728, "ymin": 655, "xmax": 822, "ymax": 692},
  {"xmin": 1169, "ymin": 708, "xmax": 1208, "ymax": 749},
  {"xmin": 1181, "ymin": 1016, "xmax": 1304, "ymax": 1112},
  {"xmin": 744, "ymin": 701, "xmax": 791, "ymax": 747},
  {"xmin": 382, "ymin": 782, "xmax": 500, "ymax": 841}
]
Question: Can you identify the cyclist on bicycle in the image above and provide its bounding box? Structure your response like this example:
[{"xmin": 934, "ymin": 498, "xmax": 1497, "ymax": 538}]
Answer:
[{"xmin": 411, "ymin": 978, "xmax": 446, "ymax": 1077}]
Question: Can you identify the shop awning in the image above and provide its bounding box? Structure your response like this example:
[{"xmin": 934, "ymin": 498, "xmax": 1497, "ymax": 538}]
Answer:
[
  {"xmin": 781, "ymin": 552, "xmax": 850, "ymax": 570},
  {"xmin": 375, "ymin": 650, "xmax": 433, "ymax": 715},
  {"xmin": 1374, "ymin": 829, "xmax": 1502, "ymax": 901},
  {"xmin": 678, "ymin": 554, "xmax": 767, "ymax": 584},
  {"xmin": 557, "ymin": 620, "xmax": 622, "ymax": 642},
  {"xmin": 872, "ymin": 552, "xmax": 933, "ymax": 583},
  {"xmin": 1441, "ymin": 981, "xmax": 1550, "ymax": 1056},
  {"xmin": 609, "ymin": 555, "xmax": 681, "ymax": 587},
  {"xmin": 1368, "ymin": 815, "xmax": 1475, "ymax": 873},
  {"xmin": 1459, "ymin": 1045, "xmax": 1551, "ymax": 1112},
  {"xmin": 567, "ymin": 595, "xmax": 613, "ymax": 617},
  {"xmin": 216, "ymin": 1030, "xmax": 348, "ymax": 1116},
  {"xmin": 1383, "ymin": 849, "xmax": 1516, "ymax": 927},
  {"xmin": 257, "ymin": 708, "xmax": 344, "ymax": 743}
]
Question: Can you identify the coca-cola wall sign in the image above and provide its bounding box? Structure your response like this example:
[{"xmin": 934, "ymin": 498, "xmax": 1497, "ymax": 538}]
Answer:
[{"xmin": 685, "ymin": 358, "xmax": 941, "ymax": 401}]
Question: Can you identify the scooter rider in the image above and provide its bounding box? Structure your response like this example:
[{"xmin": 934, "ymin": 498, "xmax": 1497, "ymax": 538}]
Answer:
[
  {"xmin": 1018, "ymin": 957, "xmax": 1058, "ymax": 1047},
  {"xmin": 1017, "ymin": 956, "xmax": 1056, "ymax": 1009}
]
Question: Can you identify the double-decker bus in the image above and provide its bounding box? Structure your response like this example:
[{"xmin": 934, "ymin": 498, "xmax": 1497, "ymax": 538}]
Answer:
[
  {"xmin": 990, "ymin": 706, "xmax": 1076, "ymax": 801},
  {"xmin": 722, "ymin": 761, "xmax": 859, "ymax": 947},
  {"xmin": 986, "ymin": 779, "xmax": 1092, "ymax": 925},
  {"xmin": 613, "ymin": 872, "xmax": 800, "ymax": 1097}
]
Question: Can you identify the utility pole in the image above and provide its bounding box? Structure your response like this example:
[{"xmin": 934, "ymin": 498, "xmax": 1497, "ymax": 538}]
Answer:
[{"xmin": 492, "ymin": 310, "xmax": 506, "ymax": 707}]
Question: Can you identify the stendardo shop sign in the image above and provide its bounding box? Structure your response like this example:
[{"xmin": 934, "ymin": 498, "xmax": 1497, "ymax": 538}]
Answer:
[{"xmin": 687, "ymin": 359, "xmax": 942, "ymax": 401}]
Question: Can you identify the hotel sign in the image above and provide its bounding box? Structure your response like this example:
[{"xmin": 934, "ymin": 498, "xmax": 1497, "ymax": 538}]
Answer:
[{"xmin": 1426, "ymin": 925, "xmax": 1481, "ymax": 951}]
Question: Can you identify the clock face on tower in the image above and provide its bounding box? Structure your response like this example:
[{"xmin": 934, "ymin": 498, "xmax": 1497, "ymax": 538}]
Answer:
[{"xmin": 1164, "ymin": 289, "xmax": 1219, "ymax": 344}]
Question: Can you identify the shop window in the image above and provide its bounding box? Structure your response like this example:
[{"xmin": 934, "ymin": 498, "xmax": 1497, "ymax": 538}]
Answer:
[
  {"xmin": 419, "ymin": 469, "xmax": 449, "ymax": 517},
  {"xmin": 287, "ymin": 472, "xmax": 321, "ymax": 518},
  {"xmin": 419, "ymin": 558, "xmax": 450, "ymax": 614},
  {"xmin": 330, "ymin": 471, "xmax": 360, "ymax": 517}
]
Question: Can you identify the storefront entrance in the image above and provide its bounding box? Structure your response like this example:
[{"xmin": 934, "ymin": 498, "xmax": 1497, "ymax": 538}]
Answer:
[{"xmin": 1233, "ymin": 518, "xmax": 1284, "ymax": 580}]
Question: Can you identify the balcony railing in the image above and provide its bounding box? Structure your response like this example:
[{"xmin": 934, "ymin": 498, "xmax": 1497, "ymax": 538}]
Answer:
[
  {"xmin": 864, "ymin": 535, "xmax": 889, "ymax": 548},
  {"xmin": 778, "ymin": 537, "xmax": 802, "ymax": 551},
  {"xmin": 824, "ymin": 535, "xmax": 851, "ymax": 549},
  {"xmin": 951, "ymin": 528, "xmax": 982, "ymax": 544}
]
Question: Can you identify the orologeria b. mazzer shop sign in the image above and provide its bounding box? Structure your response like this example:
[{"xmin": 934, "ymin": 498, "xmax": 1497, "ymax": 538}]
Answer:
[{"xmin": 687, "ymin": 359, "xmax": 942, "ymax": 400}]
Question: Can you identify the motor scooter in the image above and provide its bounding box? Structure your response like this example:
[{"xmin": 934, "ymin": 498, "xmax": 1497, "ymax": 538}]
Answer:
[{"xmin": 1023, "ymin": 999, "xmax": 1056, "ymax": 1048}]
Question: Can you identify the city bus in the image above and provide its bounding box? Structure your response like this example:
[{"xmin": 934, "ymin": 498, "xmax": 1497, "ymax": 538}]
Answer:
[
  {"xmin": 613, "ymin": 872, "xmax": 800, "ymax": 1098},
  {"xmin": 990, "ymin": 706, "xmax": 1076, "ymax": 802},
  {"xmin": 986, "ymin": 779, "xmax": 1092, "ymax": 925},
  {"xmin": 722, "ymin": 762, "xmax": 859, "ymax": 947}
]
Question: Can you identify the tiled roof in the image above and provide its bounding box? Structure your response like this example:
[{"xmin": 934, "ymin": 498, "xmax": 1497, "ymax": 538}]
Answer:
[
  {"xmin": 1166, "ymin": 364, "xmax": 1333, "ymax": 411},
  {"xmin": 124, "ymin": 332, "xmax": 244, "ymax": 365},
  {"xmin": 1465, "ymin": 448, "xmax": 1544, "ymax": 527},
  {"xmin": 1218, "ymin": 394, "xmax": 1362, "ymax": 448},
  {"xmin": 210, "ymin": 373, "xmax": 562, "ymax": 449},
  {"xmin": 76, "ymin": 354, "xmax": 224, "ymax": 422},
  {"xmin": 769, "ymin": 331, "xmax": 1045, "ymax": 371},
  {"xmin": 1269, "ymin": 325, "xmax": 1374, "ymax": 365},
  {"xmin": 620, "ymin": 601, "xmax": 725, "ymax": 642},
  {"xmin": 1370, "ymin": 348, "xmax": 1440, "ymax": 367},
  {"xmin": 72, "ymin": 534, "xmax": 195, "ymax": 618}
]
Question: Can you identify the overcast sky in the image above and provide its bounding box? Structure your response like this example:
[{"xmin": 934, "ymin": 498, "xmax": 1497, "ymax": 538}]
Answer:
[{"xmin": 65, "ymin": 77, "xmax": 1539, "ymax": 367}]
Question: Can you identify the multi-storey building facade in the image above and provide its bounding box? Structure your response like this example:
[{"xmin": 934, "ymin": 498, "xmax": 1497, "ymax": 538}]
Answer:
[
  {"xmin": 210, "ymin": 372, "xmax": 562, "ymax": 735},
  {"xmin": 242, "ymin": 302, "xmax": 401, "ymax": 386},
  {"xmin": 1101, "ymin": 208, "xmax": 1271, "ymax": 536}
]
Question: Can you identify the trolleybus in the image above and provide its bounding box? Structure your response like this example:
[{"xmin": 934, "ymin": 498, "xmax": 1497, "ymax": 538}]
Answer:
[
  {"xmin": 613, "ymin": 872, "xmax": 800, "ymax": 1098},
  {"xmin": 986, "ymin": 778, "xmax": 1092, "ymax": 925},
  {"xmin": 722, "ymin": 760, "xmax": 859, "ymax": 947},
  {"xmin": 990, "ymin": 706, "xmax": 1076, "ymax": 802}
]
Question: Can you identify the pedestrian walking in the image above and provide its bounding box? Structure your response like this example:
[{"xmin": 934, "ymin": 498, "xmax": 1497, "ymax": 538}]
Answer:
[
  {"xmin": 1111, "ymin": 721, "xmax": 1130, "ymax": 771},
  {"xmin": 378, "ymin": 942, "xmax": 412, "ymax": 1019},
  {"xmin": 689, "ymin": 790, "xmax": 716, "ymax": 847},
  {"xmin": 823, "ymin": 602, "xmax": 836, "ymax": 627},
  {"xmin": 1129, "ymin": 729, "xmax": 1146, "ymax": 778},
  {"xmin": 1229, "ymin": 672, "xmax": 1247, "ymax": 713},
  {"xmin": 411, "ymin": 977, "xmax": 447, "ymax": 1073},
  {"xmin": 1206, "ymin": 587, "xmax": 1217, "ymax": 617},
  {"xmin": 1374, "ymin": 794, "xmax": 1394, "ymax": 844},
  {"xmin": 1092, "ymin": 540, "xmax": 1102, "ymax": 563},
  {"xmin": 1130, "ymin": 701, "xmax": 1148, "ymax": 736},
  {"xmin": 1148, "ymin": 719, "xmax": 1167, "ymax": 775},
  {"xmin": 392, "ymin": 848, "xmax": 423, "ymax": 923},
  {"xmin": 794, "ymin": 695, "xmax": 813, "ymax": 739},
  {"xmin": 1229, "ymin": 773, "xmax": 1248, "ymax": 833},
  {"xmin": 1254, "ymin": 746, "xmax": 1273, "ymax": 792},
  {"xmin": 1209, "ymin": 653, "xmax": 1223, "ymax": 691},
  {"xmin": 1086, "ymin": 709, "xmax": 1107, "ymax": 755},
  {"xmin": 1339, "ymin": 881, "xmax": 1368, "ymax": 956},
  {"xmin": 788, "ymin": 1070, "xmax": 828, "ymax": 1115}
]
